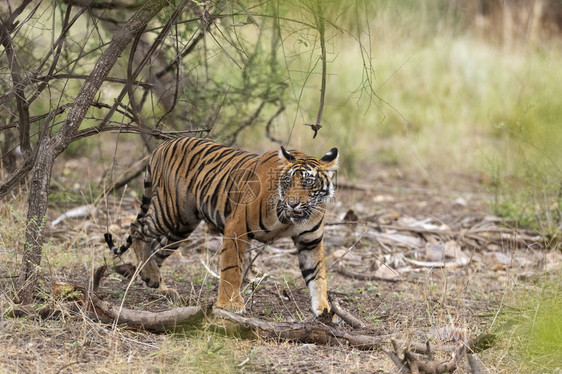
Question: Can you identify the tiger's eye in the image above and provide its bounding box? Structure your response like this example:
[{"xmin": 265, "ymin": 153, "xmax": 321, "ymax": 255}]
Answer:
[{"xmin": 304, "ymin": 177, "xmax": 315, "ymax": 186}]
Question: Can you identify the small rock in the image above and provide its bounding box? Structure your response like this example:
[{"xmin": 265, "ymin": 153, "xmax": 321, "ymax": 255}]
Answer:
[
  {"xmin": 343, "ymin": 209, "xmax": 359, "ymax": 221},
  {"xmin": 454, "ymin": 197, "xmax": 468, "ymax": 207}
]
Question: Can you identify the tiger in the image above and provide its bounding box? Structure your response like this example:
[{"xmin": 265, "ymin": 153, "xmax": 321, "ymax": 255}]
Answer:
[{"xmin": 104, "ymin": 137, "xmax": 338, "ymax": 318}]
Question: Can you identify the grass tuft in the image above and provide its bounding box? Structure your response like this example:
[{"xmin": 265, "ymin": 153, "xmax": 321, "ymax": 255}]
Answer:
[{"xmin": 493, "ymin": 275, "xmax": 562, "ymax": 373}]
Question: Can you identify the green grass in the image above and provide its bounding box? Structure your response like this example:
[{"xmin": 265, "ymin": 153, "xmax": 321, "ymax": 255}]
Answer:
[
  {"xmin": 141, "ymin": 332, "xmax": 253, "ymax": 373},
  {"xmin": 494, "ymin": 276, "xmax": 562, "ymax": 373}
]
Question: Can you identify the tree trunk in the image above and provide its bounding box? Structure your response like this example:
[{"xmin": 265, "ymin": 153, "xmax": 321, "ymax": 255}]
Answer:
[
  {"xmin": 16, "ymin": 0, "xmax": 169, "ymax": 304},
  {"xmin": 17, "ymin": 142, "xmax": 56, "ymax": 303}
]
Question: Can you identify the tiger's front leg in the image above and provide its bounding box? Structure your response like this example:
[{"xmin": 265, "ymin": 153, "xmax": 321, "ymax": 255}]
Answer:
[
  {"xmin": 216, "ymin": 230, "xmax": 248, "ymax": 313},
  {"xmin": 294, "ymin": 234, "xmax": 331, "ymax": 317}
]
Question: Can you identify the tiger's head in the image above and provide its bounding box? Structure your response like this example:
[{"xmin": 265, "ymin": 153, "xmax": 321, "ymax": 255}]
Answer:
[{"xmin": 276, "ymin": 146, "xmax": 338, "ymax": 224}]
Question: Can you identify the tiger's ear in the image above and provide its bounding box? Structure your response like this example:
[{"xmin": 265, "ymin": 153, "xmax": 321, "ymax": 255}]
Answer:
[
  {"xmin": 320, "ymin": 148, "xmax": 338, "ymax": 171},
  {"xmin": 279, "ymin": 146, "xmax": 296, "ymax": 163}
]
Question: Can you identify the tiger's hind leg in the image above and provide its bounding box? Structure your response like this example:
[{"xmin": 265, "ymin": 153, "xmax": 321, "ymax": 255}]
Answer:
[
  {"xmin": 130, "ymin": 235, "xmax": 179, "ymax": 302},
  {"xmin": 134, "ymin": 230, "xmax": 198, "ymax": 302},
  {"xmin": 152, "ymin": 234, "xmax": 183, "ymax": 302}
]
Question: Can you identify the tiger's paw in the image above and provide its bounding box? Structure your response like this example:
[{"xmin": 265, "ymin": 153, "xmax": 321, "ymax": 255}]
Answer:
[
  {"xmin": 216, "ymin": 297, "xmax": 245, "ymax": 314},
  {"xmin": 141, "ymin": 274, "xmax": 161, "ymax": 289},
  {"xmin": 315, "ymin": 307, "xmax": 341, "ymax": 325}
]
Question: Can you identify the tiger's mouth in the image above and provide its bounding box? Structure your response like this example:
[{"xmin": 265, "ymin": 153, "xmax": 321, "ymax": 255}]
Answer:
[
  {"xmin": 291, "ymin": 210, "xmax": 307, "ymax": 218},
  {"xmin": 288, "ymin": 207, "xmax": 311, "ymax": 221},
  {"xmin": 276, "ymin": 199, "xmax": 312, "ymax": 223}
]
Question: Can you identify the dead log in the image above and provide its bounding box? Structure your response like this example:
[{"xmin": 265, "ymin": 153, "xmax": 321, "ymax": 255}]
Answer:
[
  {"xmin": 10, "ymin": 298, "xmax": 375, "ymax": 347},
  {"xmin": 86, "ymin": 293, "xmax": 207, "ymax": 333}
]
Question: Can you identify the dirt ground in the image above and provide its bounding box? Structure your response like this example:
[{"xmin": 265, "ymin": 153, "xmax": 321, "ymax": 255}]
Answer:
[{"xmin": 1, "ymin": 163, "xmax": 558, "ymax": 373}]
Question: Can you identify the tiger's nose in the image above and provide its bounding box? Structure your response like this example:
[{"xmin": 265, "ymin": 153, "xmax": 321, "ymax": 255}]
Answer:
[{"xmin": 287, "ymin": 201, "xmax": 300, "ymax": 208}]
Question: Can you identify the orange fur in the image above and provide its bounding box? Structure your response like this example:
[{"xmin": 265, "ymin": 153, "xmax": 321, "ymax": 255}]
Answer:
[{"xmin": 105, "ymin": 137, "xmax": 338, "ymax": 316}]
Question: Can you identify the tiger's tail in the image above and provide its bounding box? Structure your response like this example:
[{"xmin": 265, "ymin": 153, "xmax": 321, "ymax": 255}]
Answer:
[
  {"xmin": 105, "ymin": 163, "xmax": 154, "ymax": 256},
  {"xmin": 104, "ymin": 232, "xmax": 132, "ymax": 255}
]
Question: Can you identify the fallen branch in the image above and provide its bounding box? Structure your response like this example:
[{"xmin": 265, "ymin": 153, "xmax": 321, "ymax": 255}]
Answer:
[
  {"xmin": 11, "ymin": 266, "xmax": 388, "ymax": 347},
  {"xmin": 329, "ymin": 296, "xmax": 367, "ymax": 329},
  {"xmin": 80, "ymin": 291, "xmax": 391, "ymax": 348},
  {"xmin": 87, "ymin": 293, "xmax": 207, "ymax": 333},
  {"xmin": 210, "ymin": 308, "xmax": 391, "ymax": 349},
  {"xmin": 87, "ymin": 282, "xmax": 389, "ymax": 348}
]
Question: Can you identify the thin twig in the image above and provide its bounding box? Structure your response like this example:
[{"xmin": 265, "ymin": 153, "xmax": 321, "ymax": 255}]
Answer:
[
  {"xmin": 200, "ymin": 259, "xmax": 220, "ymax": 280},
  {"xmin": 305, "ymin": 0, "xmax": 327, "ymax": 139},
  {"xmin": 328, "ymin": 228, "xmax": 370, "ymax": 269}
]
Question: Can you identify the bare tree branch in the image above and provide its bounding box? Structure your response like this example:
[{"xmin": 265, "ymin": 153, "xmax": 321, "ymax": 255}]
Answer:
[
  {"xmin": 0, "ymin": 3, "xmax": 32, "ymax": 159},
  {"xmin": 304, "ymin": 0, "xmax": 327, "ymax": 139},
  {"xmin": 65, "ymin": 0, "xmax": 145, "ymax": 10}
]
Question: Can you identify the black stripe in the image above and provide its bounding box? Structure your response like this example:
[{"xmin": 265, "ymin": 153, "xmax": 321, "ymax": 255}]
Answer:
[
  {"xmin": 230, "ymin": 153, "xmax": 258, "ymax": 171},
  {"xmin": 153, "ymin": 192, "xmax": 174, "ymax": 233},
  {"xmin": 299, "ymin": 219, "xmax": 323, "ymax": 236},
  {"xmin": 305, "ymin": 273, "xmax": 319, "ymax": 285},
  {"xmin": 208, "ymin": 172, "xmax": 229, "ymax": 212},
  {"xmin": 301, "ymin": 262, "xmax": 319, "ymax": 280},
  {"xmin": 221, "ymin": 265, "xmax": 240, "ymax": 272},
  {"xmin": 298, "ymin": 235, "xmax": 323, "ymax": 252},
  {"xmin": 214, "ymin": 209, "xmax": 225, "ymax": 233},
  {"xmin": 224, "ymin": 199, "xmax": 232, "ymax": 219},
  {"xmin": 245, "ymin": 207, "xmax": 254, "ymax": 239},
  {"xmin": 213, "ymin": 148, "xmax": 236, "ymax": 161},
  {"xmin": 155, "ymin": 251, "xmax": 171, "ymax": 259},
  {"xmin": 258, "ymin": 200, "xmax": 270, "ymax": 233},
  {"xmin": 259, "ymin": 152, "xmax": 279, "ymax": 165},
  {"xmin": 174, "ymin": 173, "xmax": 189, "ymax": 227}
]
